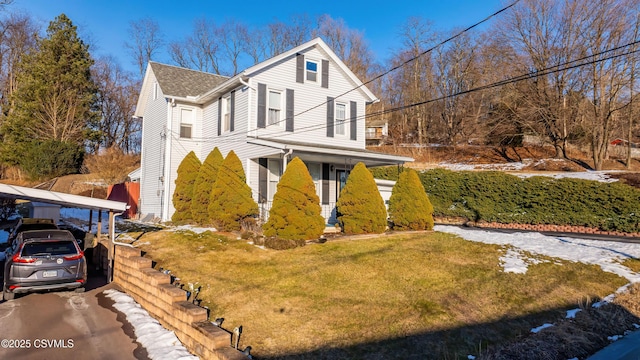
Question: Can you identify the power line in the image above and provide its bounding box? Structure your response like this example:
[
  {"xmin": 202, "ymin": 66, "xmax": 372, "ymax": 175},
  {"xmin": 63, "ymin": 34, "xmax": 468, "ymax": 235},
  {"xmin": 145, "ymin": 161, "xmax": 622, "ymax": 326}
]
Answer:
[
  {"xmin": 291, "ymin": 0, "xmax": 522, "ymax": 120},
  {"xmin": 167, "ymin": 1, "xmax": 523, "ymax": 144},
  {"xmin": 255, "ymin": 39, "xmax": 640, "ymax": 141}
]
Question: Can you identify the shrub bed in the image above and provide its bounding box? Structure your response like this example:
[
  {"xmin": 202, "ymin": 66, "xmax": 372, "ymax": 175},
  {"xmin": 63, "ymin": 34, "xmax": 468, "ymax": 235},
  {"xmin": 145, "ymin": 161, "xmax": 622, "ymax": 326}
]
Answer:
[{"xmin": 370, "ymin": 168, "xmax": 640, "ymax": 233}]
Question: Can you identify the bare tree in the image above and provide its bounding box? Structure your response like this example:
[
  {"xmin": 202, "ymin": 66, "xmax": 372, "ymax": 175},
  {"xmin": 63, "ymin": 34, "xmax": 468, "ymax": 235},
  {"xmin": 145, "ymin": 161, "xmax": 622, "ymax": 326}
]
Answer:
[
  {"xmin": 91, "ymin": 56, "xmax": 141, "ymax": 154},
  {"xmin": 169, "ymin": 18, "xmax": 221, "ymax": 74},
  {"xmin": 433, "ymin": 31, "xmax": 479, "ymax": 145},
  {"xmin": 265, "ymin": 14, "xmax": 313, "ymax": 57},
  {"xmin": 0, "ymin": 13, "xmax": 39, "ymax": 120},
  {"xmin": 124, "ymin": 17, "xmax": 164, "ymax": 78}
]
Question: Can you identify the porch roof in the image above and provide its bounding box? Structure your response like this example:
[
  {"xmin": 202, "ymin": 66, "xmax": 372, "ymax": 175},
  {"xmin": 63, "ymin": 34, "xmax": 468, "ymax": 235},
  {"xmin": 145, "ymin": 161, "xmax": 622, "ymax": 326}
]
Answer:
[{"xmin": 247, "ymin": 138, "xmax": 413, "ymax": 167}]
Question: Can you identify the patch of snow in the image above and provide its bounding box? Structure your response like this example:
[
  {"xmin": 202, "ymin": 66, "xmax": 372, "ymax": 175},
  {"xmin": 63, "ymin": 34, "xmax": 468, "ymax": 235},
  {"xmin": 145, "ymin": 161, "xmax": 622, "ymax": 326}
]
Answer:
[
  {"xmin": 531, "ymin": 323, "xmax": 554, "ymax": 333},
  {"xmin": 438, "ymin": 161, "xmax": 529, "ymax": 171},
  {"xmin": 0, "ymin": 230, "xmax": 8, "ymax": 244},
  {"xmin": 104, "ymin": 289, "xmax": 198, "ymax": 360},
  {"xmin": 171, "ymin": 225, "xmax": 217, "ymax": 234},
  {"xmin": 434, "ymin": 226, "xmax": 640, "ymax": 283},
  {"xmin": 634, "ymin": 323, "xmax": 640, "ymax": 329},
  {"xmin": 566, "ymin": 309, "xmax": 582, "ymax": 319},
  {"xmin": 468, "ymin": 355, "xmax": 476, "ymax": 360},
  {"xmin": 514, "ymin": 171, "xmax": 617, "ymax": 183},
  {"xmin": 608, "ymin": 335, "xmax": 623, "ymax": 342}
]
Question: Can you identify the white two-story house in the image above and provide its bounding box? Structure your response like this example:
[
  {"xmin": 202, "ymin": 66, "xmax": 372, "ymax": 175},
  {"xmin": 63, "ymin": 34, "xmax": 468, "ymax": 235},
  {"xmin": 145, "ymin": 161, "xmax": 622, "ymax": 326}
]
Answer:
[{"xmin": 134, "ymin": 37, "xmax": 412, "ymax": 223}]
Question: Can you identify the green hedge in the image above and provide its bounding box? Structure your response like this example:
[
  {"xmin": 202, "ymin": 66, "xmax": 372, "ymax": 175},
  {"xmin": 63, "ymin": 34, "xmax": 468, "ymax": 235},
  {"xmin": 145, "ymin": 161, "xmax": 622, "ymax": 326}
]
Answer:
[{"xmin": 370, "ymin": 167, "xmax": 640, "ymax": 233}]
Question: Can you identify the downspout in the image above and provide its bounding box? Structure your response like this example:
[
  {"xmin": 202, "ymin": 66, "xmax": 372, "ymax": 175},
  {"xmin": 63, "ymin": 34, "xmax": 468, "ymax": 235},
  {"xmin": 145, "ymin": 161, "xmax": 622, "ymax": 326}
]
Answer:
[{"xmin": 282, "ymin": 148, "xmax": 293, "ymax": 172}]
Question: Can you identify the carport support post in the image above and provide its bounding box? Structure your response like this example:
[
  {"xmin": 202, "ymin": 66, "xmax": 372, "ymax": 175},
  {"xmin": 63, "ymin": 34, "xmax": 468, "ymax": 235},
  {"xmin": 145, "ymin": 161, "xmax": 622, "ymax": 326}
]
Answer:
[{"xmin": 108, "ymin": 210, "xmax": 115, "ymax": 283}]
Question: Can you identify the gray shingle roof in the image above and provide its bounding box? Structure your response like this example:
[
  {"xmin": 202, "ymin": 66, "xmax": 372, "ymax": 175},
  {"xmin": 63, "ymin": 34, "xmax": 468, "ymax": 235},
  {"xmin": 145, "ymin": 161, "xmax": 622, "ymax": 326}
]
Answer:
[{"xmin": 150, "ymin": 62, "xmax": 229, "ymax": 98}]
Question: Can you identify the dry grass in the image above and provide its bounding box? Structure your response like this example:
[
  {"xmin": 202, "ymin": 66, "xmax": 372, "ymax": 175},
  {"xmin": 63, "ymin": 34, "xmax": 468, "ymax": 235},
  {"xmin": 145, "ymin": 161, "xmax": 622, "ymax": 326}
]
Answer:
[{"xmin": 134, "ymin": 230, "xmax": 629, "ymax": 359}]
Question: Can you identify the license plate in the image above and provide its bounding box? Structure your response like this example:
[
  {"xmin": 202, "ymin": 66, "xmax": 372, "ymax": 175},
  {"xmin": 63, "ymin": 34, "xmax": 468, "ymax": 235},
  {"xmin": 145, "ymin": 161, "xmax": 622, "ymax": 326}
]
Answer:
[{"xmin": 42, "ymin": 270, "xmax": 57, "ymax": 278}]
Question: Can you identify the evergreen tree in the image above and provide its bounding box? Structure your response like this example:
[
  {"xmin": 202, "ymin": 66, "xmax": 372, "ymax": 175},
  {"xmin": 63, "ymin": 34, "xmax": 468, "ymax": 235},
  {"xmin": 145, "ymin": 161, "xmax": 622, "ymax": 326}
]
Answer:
[
  {"xmin": 172, "ymin": 151, "xmax": 201, "ymax": 223},
  {"xmin": 388, "ymin": 168, "xmax": 434, "ymax": 230},
  {"xmin": 191, "ymin": 147, "xmax": 223, "ymax": 225},
  {"xmin": 336, "ymin": 162, "xmax": 387, "ymax": 234},
  {"xmin": 263, "ymin": 157, "xmax": 325, "ymax": 240},
  {"xmin": 0, "ymin": 14, "xmax": 98, "ymax": 174},
  {"xmin": 208, "ymin": 150, "xmax": 258, "ymax": 231}
]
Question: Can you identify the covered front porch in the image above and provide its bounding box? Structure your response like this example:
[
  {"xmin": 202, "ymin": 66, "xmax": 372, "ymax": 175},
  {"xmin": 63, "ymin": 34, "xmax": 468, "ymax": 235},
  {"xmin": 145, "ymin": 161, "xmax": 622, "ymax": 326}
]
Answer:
[{"xmin": 247, "ymin": 138, "xmax": 413, "ymax": 224}]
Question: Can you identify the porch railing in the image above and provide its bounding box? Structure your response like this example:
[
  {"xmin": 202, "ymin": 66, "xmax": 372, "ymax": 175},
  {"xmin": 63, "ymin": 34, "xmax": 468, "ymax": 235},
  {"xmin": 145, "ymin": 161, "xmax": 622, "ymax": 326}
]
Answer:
[{"xmin": 259, "ymin": 201, "xmax": 337, "ymax": 225}]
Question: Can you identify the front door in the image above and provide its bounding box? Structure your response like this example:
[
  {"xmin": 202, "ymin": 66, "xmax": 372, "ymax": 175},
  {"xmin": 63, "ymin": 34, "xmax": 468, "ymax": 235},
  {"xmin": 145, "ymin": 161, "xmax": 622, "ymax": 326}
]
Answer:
[{"xmin": 336, "ymin": 169, "xmax": 350, "ymax": 201}]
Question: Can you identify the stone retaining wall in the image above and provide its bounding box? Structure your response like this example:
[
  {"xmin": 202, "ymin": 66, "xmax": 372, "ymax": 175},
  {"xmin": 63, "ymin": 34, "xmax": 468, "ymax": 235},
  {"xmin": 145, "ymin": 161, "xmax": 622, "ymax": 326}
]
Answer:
[
  {"xmin": 434, "ymin": 216, "xmax": 640, "ymax": 238},
  {"xmin": 112, "ymin": 244, "xmax": 247, "ymax": 360}
]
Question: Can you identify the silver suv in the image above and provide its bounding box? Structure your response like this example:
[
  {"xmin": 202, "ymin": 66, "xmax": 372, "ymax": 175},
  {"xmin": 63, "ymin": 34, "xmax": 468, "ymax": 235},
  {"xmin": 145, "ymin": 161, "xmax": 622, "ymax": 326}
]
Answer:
[{"xmin": 2, "ymin": 229, "xmax": 87, "ymax": 301}]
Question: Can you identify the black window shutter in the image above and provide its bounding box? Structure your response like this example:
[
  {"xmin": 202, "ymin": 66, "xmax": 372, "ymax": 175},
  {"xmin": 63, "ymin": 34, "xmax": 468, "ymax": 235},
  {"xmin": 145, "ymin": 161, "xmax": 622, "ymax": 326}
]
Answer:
[
  {"xmin": 350, "ymin": 101, "xmax": 357, "ymax": 140},
  {"xmin": 217, "ymin": 97, "xmax": 222, "ymax": 136},
  {"xmin": 326, "ymin": 97, "xmax": 334, "ymax": 138},
  {"xmin": 286, "ymin": 89, "xmax": 294, "ymax": 132},
  {"xmin": 321, "ymin": 59, "xmax": 329, "ymax": 88},
  {"xmin": 322, "ymin": 163, "xmax": 330, "ymax": 205},
  {"xmin": 230, "ymin": 90, "xmax": 235, "ymax": 132},
  {"xmin": 258, "ymin": 158, "xmax": 268, "ymax": 203},
  {"xmin": 257, "ymin": 83, "xmax": 266, "ymax": 128},
  {"xmin": 296, "ymin": 53, "xmax": 304, "ymax": 83}
]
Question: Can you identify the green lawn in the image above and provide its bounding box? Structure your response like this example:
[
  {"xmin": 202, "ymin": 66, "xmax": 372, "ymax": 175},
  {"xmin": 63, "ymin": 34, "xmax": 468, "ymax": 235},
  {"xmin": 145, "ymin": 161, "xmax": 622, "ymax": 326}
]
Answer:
[{"xmin": 134, "ymin": 230, "xmax": 627, "ymax": 359}]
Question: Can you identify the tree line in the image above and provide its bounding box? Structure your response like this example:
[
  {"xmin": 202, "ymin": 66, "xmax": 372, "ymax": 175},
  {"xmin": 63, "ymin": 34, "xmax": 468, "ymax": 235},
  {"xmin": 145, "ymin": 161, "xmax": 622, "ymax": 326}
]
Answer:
[
  {"xmin": 0, "ymin": 0, "xmax": 638, "ymax": 181},
  {"xmin": 127, "ymin": 0, "xmax": 639, "ymax": 171}
]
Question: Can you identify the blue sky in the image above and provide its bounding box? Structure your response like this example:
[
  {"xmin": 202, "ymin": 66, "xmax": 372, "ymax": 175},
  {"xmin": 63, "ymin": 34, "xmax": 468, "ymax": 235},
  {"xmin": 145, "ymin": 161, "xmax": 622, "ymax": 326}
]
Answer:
[{"xmin": 13, "ymin": 0, "xmax": 505, "ymax": 75}]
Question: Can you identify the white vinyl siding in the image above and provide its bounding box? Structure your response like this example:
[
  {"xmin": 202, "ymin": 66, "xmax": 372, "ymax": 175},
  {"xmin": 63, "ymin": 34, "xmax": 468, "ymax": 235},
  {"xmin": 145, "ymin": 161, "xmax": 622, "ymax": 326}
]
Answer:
[
  {"xmin": 139, "ymin": 74, "xmax": 167, "ymax": 218},
  {"xmin": 247, "ymin": 47, "xmax": 367, "ymax": 148}
]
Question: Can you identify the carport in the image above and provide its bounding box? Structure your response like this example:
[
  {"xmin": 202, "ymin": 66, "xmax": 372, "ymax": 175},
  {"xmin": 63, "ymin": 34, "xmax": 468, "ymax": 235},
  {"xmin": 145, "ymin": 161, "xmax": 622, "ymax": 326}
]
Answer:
[{"xmin": 0, "ymin": 183, "xmax": 127, "ymax": 282}]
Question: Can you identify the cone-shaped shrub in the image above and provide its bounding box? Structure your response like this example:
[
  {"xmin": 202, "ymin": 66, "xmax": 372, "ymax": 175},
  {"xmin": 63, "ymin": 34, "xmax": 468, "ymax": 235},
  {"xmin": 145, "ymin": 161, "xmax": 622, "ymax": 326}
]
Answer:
[
  {"xmin": 336, "ymin": 162, "xmax": 387, "ymax": 234},
  {"xmin": 263, "ymin": 157, "xmax": 325, "ymax": 241},
  {"xmin": 172, "ymin": 151, "xmax": 202, "ymax": 223},
  {"xmin": 388, "ymin": 168, "xmax": 434, "ymax": 230},
  {"xmin": 208, "ymin": 150, "xmax": 259, "ymax": 231},
  {"xmin": 191, "ymin": 148, "xmax": 223, "ymax": 225}
]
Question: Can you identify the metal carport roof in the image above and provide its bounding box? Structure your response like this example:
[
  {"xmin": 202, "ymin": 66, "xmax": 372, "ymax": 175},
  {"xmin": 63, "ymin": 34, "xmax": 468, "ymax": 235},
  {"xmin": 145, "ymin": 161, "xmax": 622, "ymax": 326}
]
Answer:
[
  {"xmin": 0, "ymin": 183, "xmax": 127, "ymax": 212},
  {"xmin": 0, "ymin": 182, "xmax": 128, "ymax": 282}
]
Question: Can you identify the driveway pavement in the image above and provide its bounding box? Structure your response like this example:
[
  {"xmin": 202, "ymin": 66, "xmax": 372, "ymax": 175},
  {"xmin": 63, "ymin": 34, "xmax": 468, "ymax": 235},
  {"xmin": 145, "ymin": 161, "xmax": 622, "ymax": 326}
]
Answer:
[{"xmin": 0, "ymin": 268, "xmax": 147, "ymax": 360}]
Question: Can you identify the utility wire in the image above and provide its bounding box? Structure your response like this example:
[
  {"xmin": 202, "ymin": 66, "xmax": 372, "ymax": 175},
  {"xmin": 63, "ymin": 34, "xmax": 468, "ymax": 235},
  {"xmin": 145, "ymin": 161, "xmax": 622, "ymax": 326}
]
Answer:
[
  {"xmin": 174, "ymin": 38, "xmax": 640, "ymax": 144},
  {"xmin": 166, "ymin": 0, "xmax": 521, "ymax": 144},
  {"xmin": 291, "ymin": 0, "xmax": 522, "ymax": 119}
]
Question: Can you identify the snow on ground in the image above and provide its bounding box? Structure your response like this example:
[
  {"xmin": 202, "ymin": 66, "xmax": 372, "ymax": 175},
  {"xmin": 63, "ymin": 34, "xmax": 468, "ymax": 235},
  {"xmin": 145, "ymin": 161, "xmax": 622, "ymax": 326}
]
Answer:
[
  {"xmin": 104, "ymin": 289, "xmax": 199, "ymax": 360},
  {"xmin": 435, "ymin": 225, "xmax": 640, "ymax": 333},
  {"xmin": 435, "ymin": 161, "xmax": 619, "ymax": 183},
  {"xmin": 434, "ymin": 225, "xmax": 640, "ymax": 284},
  {"xmin": 171, "ymin": 225, "xmax": 217, "ymax": 234}
]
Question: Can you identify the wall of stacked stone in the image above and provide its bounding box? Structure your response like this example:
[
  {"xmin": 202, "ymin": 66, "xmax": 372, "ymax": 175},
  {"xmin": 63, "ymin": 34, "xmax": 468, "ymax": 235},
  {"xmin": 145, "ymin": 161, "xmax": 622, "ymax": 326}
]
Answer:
[
  {"xmin": 434, "ymin": 216, "xmax": 640, "ymax": 238},
  {"xmin": 112, "ymin": 244, "xmax": 248, "ymax": 360}
]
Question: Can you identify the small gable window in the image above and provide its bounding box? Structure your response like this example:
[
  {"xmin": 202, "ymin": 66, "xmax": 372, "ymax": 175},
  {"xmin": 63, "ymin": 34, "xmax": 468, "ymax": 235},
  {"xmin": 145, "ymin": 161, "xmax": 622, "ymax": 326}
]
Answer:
[{"xmin": 306, "ymin": 60, "xmax": 318, "ymax": 82}]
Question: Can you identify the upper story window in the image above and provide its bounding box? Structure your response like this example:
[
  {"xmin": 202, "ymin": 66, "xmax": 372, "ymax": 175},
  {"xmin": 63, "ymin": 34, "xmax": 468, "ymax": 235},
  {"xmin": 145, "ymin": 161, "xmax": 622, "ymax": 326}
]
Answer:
[
  {"xmin": 268, "ymin": 90, "xmax": 282, "ymax": 126},
  {"xmin": 180, "ymin": 108, "xmax": 193, "ymax": 138},
  {"xmin": 335, "ymin": 103, "xmax": 346, "ymax": 136},
  {"xmin": 222, "ymin": 96, "xmax": 231, "ymax": 132},
  {"xmin": 306, "ymin": 60, "xmax": 318, "ymax": 82}
]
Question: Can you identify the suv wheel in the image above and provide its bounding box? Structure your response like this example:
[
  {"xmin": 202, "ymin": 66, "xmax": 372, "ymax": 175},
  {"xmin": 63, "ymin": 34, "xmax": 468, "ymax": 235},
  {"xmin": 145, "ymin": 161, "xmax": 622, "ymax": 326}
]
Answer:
[{"xmin": 2, "ymin": 285, "xmax": 14, "ymax": 301}]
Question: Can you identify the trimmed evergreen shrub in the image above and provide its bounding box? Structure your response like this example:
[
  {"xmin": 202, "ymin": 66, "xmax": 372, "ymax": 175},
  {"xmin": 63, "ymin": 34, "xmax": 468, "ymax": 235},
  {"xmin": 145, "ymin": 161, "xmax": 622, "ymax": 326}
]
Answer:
[
  {"xmin": 263, "ymin": 157, "xmax": 325, "ymax": 240},
  {"xmin": 388, "ymin": 169, "xmax": 434, "ymax": 230},
  {"xmin": 171, "ymin": 151, "xmax": 201, "ymax": 223},
  {"xmin": 336, "ymin": 162, "xmax": 387, "ymax": 234},
  {"xmin": 191, "ymin": 148, "xmax": 223, "ymax": 225},
  {"xmin": 208, "ymin": 150, "xmax": 259, "ymax": 231}
]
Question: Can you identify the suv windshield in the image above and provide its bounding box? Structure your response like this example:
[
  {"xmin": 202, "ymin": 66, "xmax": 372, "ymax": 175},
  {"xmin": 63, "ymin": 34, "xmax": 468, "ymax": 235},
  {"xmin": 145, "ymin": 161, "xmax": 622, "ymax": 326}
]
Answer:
[{"xmin": 21, "ymin": 241, "xmax": 78, "ymax": 256}]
